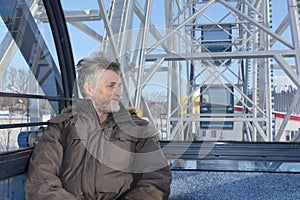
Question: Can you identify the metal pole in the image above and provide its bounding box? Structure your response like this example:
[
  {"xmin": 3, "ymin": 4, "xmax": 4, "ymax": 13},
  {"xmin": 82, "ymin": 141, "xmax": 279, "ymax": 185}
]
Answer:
[{"xmin": 134, "ymin": 0, "xmax": 152, "ymax": 108}]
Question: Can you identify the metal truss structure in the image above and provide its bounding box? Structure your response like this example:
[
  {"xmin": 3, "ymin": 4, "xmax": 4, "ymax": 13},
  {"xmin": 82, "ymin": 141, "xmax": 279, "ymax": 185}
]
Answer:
[{"xmin": 1, "ymin": 0, "xmax": 300, "ymax": 142}]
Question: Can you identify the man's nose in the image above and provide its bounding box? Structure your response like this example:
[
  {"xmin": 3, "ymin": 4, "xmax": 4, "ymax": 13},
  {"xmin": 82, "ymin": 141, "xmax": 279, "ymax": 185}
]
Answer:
[{"xmin": 114, "ymin": 86, "xmax": 122, "ymax": 96}]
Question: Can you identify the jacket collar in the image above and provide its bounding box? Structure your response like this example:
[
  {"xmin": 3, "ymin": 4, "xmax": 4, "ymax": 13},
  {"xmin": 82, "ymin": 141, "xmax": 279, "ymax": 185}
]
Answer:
[
  {"xmin": 73, "ymin": 99, "xmax": 155, "ymax": 139},
  {"xmin": 73, "ymin": 99, "xmax": 130, "ymax": 123}
]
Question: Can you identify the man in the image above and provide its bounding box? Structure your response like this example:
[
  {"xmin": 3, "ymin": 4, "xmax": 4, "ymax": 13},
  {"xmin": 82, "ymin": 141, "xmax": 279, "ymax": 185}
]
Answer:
[{"xmin": 25, "ymin": 52, "xmax": 172, "ymax": 200}]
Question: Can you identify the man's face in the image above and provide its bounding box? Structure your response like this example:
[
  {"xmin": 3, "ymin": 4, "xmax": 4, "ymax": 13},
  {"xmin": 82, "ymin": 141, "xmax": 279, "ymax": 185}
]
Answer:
[{"xmin": 89, "ymin": 69, "xmax": 122, "ymax": 113}]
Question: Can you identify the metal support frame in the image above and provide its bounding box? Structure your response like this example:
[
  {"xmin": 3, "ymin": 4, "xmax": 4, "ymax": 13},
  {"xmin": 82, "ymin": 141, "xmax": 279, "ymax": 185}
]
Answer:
[
  {"xmin": 138, "ymin": 0, "xmax": 300, "ymax": 142},
  {"xmin": 1, "ymin": 0, "xmax": 300, "ymax": 143},
  {"xmin": 0, "ymin": 0, "xmax": 68, "ymax": 118},
  {"xmin": 42, "ymin": 0, "xmax": 77, "ymax": 107}
]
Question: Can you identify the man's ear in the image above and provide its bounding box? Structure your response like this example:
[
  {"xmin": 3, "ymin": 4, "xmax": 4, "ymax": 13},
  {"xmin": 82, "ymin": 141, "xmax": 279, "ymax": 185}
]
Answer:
[{"xmin": 84, "ymin": 82, "xmax": 94, "ymax": 98}]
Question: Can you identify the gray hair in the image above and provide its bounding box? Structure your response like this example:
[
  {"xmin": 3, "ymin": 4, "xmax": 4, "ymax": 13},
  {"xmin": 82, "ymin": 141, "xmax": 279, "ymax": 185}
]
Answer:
[{"xmin": 76, "ymin": 52, "xmax": 120, "ymax": 98}]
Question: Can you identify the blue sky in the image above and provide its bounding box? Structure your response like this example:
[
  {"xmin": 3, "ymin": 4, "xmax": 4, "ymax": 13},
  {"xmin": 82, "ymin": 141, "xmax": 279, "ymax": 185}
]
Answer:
[{"xmin": 0, "ymin": 0, "xmax": 293, "ymax": 89}]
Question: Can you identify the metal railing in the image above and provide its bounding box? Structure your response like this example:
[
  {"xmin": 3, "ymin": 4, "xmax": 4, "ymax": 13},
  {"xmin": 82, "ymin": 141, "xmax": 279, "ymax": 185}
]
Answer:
[{"xmin": 1, "ymin": 141, "xmax": 300, "ymax": 180}]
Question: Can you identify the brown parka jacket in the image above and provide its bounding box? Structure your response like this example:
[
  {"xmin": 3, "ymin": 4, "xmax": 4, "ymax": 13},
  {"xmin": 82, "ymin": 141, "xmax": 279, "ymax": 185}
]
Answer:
[{"xmin": 25, "ymin": 99, "xmax": 172, "ymax": 200}]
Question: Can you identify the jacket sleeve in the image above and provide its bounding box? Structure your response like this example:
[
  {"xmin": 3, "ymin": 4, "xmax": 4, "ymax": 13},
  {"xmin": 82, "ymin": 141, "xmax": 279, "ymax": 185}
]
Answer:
[
  {"xmin": 25, "ymin": 123, "xmax": 77, "ymax": 200},
  {"xmin": 124, "ymin": 136, "xmax": 172, "ymax": 200}
]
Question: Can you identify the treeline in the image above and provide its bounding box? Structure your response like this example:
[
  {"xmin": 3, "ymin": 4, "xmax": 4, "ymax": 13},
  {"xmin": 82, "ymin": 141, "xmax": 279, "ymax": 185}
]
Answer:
[{"xmin": 0, "ymin": 67, "xmax": 28, "ymax": 111}]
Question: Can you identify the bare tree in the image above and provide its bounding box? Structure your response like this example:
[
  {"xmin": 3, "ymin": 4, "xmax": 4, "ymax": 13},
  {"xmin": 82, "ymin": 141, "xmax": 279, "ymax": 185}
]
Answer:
[
  {"xmin": 2, "ymin": 67, "xmax": 29, "ymax": 112},
  {"xmin": 0, "ymin": 73, "xmax": 7, "ymax": 108},
  {"xmin": 17, "ymin": 68, "xmax": 28, "ymax": 93},
  {"xmin": 0, "ymin": 67, "xmax": 29, "ymax": 152},
  {"xmin": 144, "ymin": 91, "xmax": 167, "ymax": 119},
  {"xmin": 7, "ymin": 67, "xmax": 18, "ymax": 88}
]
